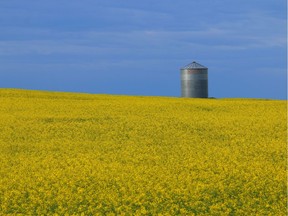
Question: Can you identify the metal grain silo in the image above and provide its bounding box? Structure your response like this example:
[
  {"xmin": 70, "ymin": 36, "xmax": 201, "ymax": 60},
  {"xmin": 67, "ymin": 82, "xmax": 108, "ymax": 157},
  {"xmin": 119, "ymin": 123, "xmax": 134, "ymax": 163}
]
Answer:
[{"xmin": 181, "ymin": 61, "xmax": 208, "ymax": 98}]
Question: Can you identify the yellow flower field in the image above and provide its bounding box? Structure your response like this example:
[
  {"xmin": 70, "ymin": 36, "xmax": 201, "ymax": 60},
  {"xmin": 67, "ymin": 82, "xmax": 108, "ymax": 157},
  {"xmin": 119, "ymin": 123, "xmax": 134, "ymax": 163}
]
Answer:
[{"xmin": 0, "ymin": 89, "xmax": 286, "ymax": 215}]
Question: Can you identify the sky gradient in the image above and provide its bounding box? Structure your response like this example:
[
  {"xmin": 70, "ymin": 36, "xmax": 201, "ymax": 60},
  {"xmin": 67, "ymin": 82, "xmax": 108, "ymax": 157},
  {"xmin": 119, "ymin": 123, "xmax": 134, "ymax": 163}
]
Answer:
[{"xmin": 0, "ymin": 0, "xmax": 286, "ymax": 99}]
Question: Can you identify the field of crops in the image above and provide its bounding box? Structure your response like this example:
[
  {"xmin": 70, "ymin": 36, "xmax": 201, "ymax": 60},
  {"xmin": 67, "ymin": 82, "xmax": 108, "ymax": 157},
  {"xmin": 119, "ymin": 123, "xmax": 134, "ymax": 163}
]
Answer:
[{"xmin": 0, "ymin": 89, "xmax": 286, "ymax": 215}]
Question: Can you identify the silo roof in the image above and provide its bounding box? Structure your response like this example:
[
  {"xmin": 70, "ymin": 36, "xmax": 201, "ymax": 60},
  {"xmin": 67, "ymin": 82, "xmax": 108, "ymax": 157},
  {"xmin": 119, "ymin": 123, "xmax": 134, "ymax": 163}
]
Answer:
[{"xmin": 181, "ymin": 61, "xmax": 207, "ymax": 69}]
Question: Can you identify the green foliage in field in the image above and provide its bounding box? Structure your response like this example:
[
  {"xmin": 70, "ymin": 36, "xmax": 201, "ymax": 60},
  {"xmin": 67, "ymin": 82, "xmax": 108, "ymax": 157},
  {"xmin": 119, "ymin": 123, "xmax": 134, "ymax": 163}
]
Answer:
[{"xmin": 0, "ymin": 89, "xmax": 286, "ymax": 215}]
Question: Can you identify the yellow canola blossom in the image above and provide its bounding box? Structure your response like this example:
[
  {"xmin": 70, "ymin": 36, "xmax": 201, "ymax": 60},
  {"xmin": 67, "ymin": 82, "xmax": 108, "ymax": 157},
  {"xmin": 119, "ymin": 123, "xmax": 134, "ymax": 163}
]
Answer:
[{"xmin": 0, "ymin": 89, "xmax": 286, "ymax": 215}]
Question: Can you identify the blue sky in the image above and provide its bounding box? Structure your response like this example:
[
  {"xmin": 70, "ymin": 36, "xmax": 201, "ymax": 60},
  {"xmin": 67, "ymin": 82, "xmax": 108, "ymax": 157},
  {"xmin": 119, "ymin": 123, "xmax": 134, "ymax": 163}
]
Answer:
[{"xmin": 0, "ymin": 0, "xmax": 286, "ymax": 99}]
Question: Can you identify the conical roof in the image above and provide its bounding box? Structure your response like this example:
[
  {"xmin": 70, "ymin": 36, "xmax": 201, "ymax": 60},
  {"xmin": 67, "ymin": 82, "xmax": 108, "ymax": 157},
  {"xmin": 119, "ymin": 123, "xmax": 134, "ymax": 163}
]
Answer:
[{"xmin": 181, "ymin": 61, "xmax": 207, "ymax": 69}]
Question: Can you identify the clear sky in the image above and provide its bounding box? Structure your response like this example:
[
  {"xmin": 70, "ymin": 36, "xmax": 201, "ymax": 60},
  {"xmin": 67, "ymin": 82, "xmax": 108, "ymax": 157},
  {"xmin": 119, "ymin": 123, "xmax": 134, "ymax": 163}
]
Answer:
[{"xmin": 0, "ymin": 0, "xmax": 286, "ymax": 99}]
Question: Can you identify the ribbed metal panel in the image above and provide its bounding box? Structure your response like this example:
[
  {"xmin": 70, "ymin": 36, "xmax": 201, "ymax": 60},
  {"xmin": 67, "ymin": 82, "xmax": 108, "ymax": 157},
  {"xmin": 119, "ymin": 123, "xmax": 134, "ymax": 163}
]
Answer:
[
  {"xmin": 180, "ymin": 61, "xmax": 208, "ymax": 98},
  {"xmin": 181, "ymin": 61, "xmax": 208, "ymax": 70}
]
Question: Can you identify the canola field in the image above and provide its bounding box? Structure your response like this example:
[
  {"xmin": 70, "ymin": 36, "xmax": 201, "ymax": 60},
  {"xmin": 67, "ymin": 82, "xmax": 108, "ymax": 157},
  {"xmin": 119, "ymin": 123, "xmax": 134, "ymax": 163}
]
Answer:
[{"xmin": 0, "ymin": 89, "xmax": 286, "ymax": 215}]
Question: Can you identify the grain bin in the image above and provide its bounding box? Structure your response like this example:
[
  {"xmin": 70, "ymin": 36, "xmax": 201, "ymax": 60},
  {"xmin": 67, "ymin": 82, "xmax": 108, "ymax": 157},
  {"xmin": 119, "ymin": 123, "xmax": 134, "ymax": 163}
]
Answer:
[{"xmin": 181, "ymin": 61, "xmax": 208, "ymax": 98}]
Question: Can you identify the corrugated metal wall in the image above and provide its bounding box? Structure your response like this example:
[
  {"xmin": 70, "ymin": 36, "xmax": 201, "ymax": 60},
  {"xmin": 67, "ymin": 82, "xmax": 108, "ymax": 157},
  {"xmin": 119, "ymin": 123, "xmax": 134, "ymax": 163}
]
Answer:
[{"xmin": 180, "ymin": 62, "xmax": 208, "ymax": 98}]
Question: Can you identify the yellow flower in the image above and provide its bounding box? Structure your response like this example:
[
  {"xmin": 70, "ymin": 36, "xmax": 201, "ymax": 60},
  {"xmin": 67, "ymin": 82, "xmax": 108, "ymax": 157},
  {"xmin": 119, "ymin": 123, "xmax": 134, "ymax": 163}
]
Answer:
[{"xmin": 0, "ymin": 89, "xmax": 286, "ymax": 215}]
